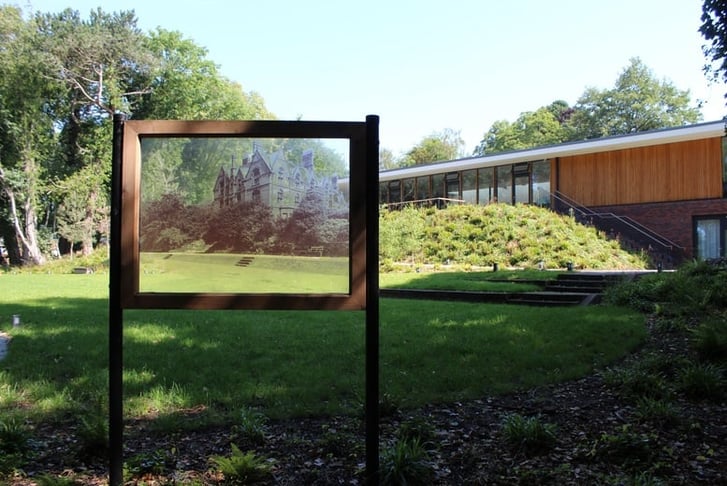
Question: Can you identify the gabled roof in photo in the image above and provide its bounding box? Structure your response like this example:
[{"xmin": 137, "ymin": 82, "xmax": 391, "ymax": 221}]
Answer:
[{"xmin": 378, "ymin": 119, "xmax": 727, "ymax": 183}]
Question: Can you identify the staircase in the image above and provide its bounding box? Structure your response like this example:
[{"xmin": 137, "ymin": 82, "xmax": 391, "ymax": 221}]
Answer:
[
  {"xmin": 551, "ymin": 191, "xmax": 685, "ymax": 269},
  {"xmin": 506, "ymin": 272, "xmax": 631, "ymax": 306}
]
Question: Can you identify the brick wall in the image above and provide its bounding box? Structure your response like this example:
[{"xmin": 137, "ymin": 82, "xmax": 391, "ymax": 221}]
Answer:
[{"xmin": 592, "ymin": 198, "xmax": 727, "ymax": 258}]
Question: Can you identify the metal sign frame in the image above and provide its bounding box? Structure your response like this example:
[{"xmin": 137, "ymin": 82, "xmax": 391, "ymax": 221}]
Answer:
[{"xmin": 109, "ymin": 115, "xmax": 380, "ymax": 484}]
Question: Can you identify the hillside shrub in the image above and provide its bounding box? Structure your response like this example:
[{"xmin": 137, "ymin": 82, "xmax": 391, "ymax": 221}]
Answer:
[{"xmin": 379, "ymin": 204, "xmax": 647, "ymax": 270}]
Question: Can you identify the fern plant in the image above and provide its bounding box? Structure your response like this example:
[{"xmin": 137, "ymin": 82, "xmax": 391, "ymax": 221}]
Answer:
[{"xmin": 210, "ymin": 444, "xmax": 273, "ymax": 484}]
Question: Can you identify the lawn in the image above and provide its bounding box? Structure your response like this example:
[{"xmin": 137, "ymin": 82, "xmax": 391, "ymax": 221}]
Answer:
[
  {"xmin": 139, "ymin": 252, "xmax": 349, "ymax": 293},
  {"xmin": 0, "ymin": 273, "xmax": 646, "ymax": 424}
]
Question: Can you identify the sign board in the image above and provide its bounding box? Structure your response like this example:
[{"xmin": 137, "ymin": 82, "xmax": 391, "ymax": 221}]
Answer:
[{"xmin": 118, "ymin": 120, "xmax": 370, "ymax": 310}]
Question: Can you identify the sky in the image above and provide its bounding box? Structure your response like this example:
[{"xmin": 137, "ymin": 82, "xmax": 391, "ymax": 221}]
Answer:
[{"xmin": 17, "ymin": 0, "xmax": 727, "ymax": 156}]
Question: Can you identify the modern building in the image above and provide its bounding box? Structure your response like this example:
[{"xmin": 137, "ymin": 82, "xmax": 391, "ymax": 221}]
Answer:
[
  {"xmin": 214, "ymin": 146, "xmax": 346, "ymax": 218},
  {"xmin": 372, "ymin": 120, "xmax": 727, "ymax": 266}
]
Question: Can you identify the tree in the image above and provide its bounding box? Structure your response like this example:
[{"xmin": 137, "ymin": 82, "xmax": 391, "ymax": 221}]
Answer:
[
  {"xmin": 0, "ymin": 6, "xmax": 61, "ymax": 265},
  {"xmin": 701, "ymin": 0, "xmax": 727, "ymax": 91},
  {"xmin": 474, "ymin": 59, "xmax": 703, "ymax": 154},
  {"xmin": 474, "ymin": 101, "xmax": 572, "ymax": 155},
  {"xmin": 402, "ymin": 129, "xmax": 465, "ymax": 166},
  {"xmin": 568, "ymin": 58, "xmax": 702, "ymax": 140}
]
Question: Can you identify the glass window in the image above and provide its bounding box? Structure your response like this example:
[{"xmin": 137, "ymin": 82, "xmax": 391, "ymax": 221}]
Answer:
[
  {"xmin": 722, "ymin": 137, "xmax": 727, "ymax": 197},
  {"xmin": 416, "ymin": 176, "xmax": 430, "ymax": 203},
  {"xmin": 431, "ymin": 174, "xmax": 445, "ymax": 207},
  {"xmin": 402, "ymin": 178, "xmax": 415, "ymax": 202},
  {"xmin": 497, "ymin": 165, "xmax": 512, "ymax": 204},
  {"xmin": 379, "ymin": 183, "xmax": 387, "ymax": 204},
  {"xmin": 696, "ymin": 218, "xmax": 724, "ymax": 260},
  {"xmin": 513, "ymin": 163, "xmax": 530, "ymax": 204},
  {"xmin": 388, "ymin": 180, "xmax": 401, "ymax": 204},
  {"xmin": 461, "ymin": 170, "xmax": 477, "ymax": 204},
  {"xmin": 478, "ymin": 168, "xmax": 494, "ymax": 204},
  {"xmin": 445, "ymin": 172, "xmax": 460, "ymax": 201},
  {"xmin": 532, "ymin": 160, "xmax": 551, "ymax": 207}
]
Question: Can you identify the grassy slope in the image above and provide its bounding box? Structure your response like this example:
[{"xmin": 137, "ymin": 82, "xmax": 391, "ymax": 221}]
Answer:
[{"xmin": 380, "ymin": 204, "xmax": 648, "ymax": 270}]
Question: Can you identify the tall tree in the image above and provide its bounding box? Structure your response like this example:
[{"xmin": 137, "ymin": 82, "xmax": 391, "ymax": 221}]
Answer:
[
  {"xmin": 474, "ymin": 101, "xmax": 571, "ymax": 155},
  {"xmin": 0, "ymin": 6, "xmax": 60, "ymax": 265},
  {"xmin": 701, "ymin": 0, "xmax": 727, "ymax": 93},
  {"xmin": 402, "ymin": 129, "xmax": 464, "ymax": 166},
  {"xmin": 568, "ymin": 58, "xmax": 702, "ymax": 140}
]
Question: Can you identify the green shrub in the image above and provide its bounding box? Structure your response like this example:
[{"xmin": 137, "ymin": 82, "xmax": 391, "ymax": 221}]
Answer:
[
  {"xmin": 379, "ymin": 438, "xmax": 435, "ymax": 486},
  {"xmin": 500, "ymin": 413, "xmax": 557, "ymax": 454},
  {"xmin": 602, "ymin": 366, "xmax": 669, "ymax": 400},
  {"xmin": 232, "ymin": 407, "xmax": 267, "ymax": 445},
  {"xmin": 396, "ymin": 415, "xmax": 437, "ymax": 446},
  {"xmin": 210, "ymin": 444, "xmax": 273, "ymax": 485},
  {"xmin": 633, "ymin": 397, "xmax": 680, "ymax": 425},
  {"xmin": 589, "ymin": 425, "xmax": 657, "ymax": 469},
  {"xmin": 677, "ymin": 362, "xmax": 725, "ymax": 401},
  {"xmin": 691, "ymin": 315, "xmax": 727, "ymax": 363},
  {"xmin": 0, "ymin": 418, "xmax": 30, "ymax": 455}
]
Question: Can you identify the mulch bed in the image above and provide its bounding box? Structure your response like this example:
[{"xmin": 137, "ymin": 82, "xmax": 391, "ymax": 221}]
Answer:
[{"xmin": 7, "ymin": 317, "xmax": 727, "ymax": 485}]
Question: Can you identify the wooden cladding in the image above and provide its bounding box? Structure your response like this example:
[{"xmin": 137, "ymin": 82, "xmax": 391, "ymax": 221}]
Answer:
[{"xmin": 555, "ymin": 137, "xmax": 724, "ymax": 206}]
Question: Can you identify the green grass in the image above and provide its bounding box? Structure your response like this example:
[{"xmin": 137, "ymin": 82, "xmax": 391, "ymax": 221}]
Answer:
[
  {"xmin": 0, "ymin": 274, "xmax": 646, "ymax": 425},
  {"xmin": 140, "ymin": 252, "xmax": 349, "ymax": 293}
]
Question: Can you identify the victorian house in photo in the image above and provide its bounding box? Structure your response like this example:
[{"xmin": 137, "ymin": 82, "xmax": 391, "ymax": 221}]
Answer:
[{"xmin": 213, "ymin": 146, "xmax": 346, "ymax": 218}]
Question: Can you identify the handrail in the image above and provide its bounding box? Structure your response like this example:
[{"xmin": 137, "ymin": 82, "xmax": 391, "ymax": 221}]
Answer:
[
  {"xmin": 551, "ymin": 191, "xmax": 684, "ymax": 251},
  {"xmin": 382, "ymin": 197, "xmax": 466, "ymax": 209}
]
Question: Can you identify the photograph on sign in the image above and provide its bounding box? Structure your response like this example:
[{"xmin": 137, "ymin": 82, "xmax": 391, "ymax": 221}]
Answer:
[{"xmin": 137, "ymin": 136, "xmax": 351, "ymax": 294}]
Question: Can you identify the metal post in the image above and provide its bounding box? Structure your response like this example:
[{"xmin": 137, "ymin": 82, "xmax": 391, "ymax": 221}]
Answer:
[
  {"xmin": 109, "ymin": 113, "xmax": 125, "ymax": 486},
  {"xmin": 365, "ymin": 115, "xmax": 380, "ymax": 484}
]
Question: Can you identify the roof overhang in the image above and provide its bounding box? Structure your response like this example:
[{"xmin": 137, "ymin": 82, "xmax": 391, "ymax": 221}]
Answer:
[{"xmin": 340, "ymin": 121, "xmax": 726, "ymax": 193}]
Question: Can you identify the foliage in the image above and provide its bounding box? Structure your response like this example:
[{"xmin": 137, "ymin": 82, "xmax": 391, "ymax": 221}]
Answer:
[
  {"xmin": 603, "ymin": 364, "xmax": 670, "ymax": 400},
  {"xmin": 691, "ymin": 313, "xmax": 727, "ymax": 362},
  {"xmin": 232, "ymin": 407, "xmax": 268, "ymax": 445},
  {"xmin": 474, "ymin": 101, "xmax": 572, "ymax": 154},
  {"xmin": 76, "ymin": 397, "xmax": 109, "ymax": 460},
  {"xmin": 500, "ymin": 413, "xmax": 557, "ymax": 454},
  {"xmin": 633, "ymin": 397, "xmax": 680, "ymax": 426},
  {"xmin": 379, "ymin": 438, "xmax": 435, "ymax": 486},
  {"xmin": 379, "ymin": 203, "xmax": 647, "ymax": 270},
  {"xmin": 700, "ymin": 0, "xmax": 727, "ymax": 88},
  {"xmin": 568, "ymin": 58, "xmax": 702, "ymax": 140},
  {"xmin": 0, "ymin": 418, "xmax": 30, "ymax": 455},
  {"xmin": 588, "ymin": 425, "xmax": 658, "ymax": 469},
  {"xmin": 401, "ymin": 128, "xmax": 465, "ymax": 166},
  {"xmin": 474, "ymin": 59, "xmax": 702, "ymax": 154},
  {"xmin": 677, "ymin": 362, "xmax": 725, "ymax": 401},
  {"xmin": 210, "ymin": 444, "xmax": 273, "ymax": 485},
  {"xmin": 605, "ymin": 260, "xmax": 727, "ymax": 316},
  {"xmin": 125, "ymin": 448, "xmax": 177, "ymax": 478}
]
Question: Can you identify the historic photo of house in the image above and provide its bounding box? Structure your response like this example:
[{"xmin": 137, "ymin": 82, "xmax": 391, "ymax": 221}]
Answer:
[{"xmin": 137, "ymin": 137, "xmax": 351, "ymax": 294}]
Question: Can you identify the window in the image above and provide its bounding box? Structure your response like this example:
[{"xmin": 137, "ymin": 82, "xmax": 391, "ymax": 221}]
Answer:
[
  {"xmin": 497, "ymin": 166, "xmax": 512, "ymax": 204},
  {"xmin": 478, "ymin": 168, "xmax": 494, "ymax": 204},
  {"xmin": 402, "ymin": 178, "xmax": 415, "ymax": 202},
  {"xmin": 462, "ymin": 170, "xmax": 477, "ymax": 204},
  {"xmin": 388, "ymin": 180, "xmax": 401, "ymax": 204},
  {"xmin": 416, "ymin": 176, "xmax": 430, "ymax": 202},
  {"xmin": 695, "ymin": 216, "xmax": 726, "ymax": 260},
  {"xmin": 513, "ymin": 163, "xmax": 530, "ymax": 204},
  {"xmin": 532, "ymin": 160, "xmax": 550, "ymax": 206},
  {"xmin": 445, "ymin": 172, "xmax": 460, "ymax": 201}
]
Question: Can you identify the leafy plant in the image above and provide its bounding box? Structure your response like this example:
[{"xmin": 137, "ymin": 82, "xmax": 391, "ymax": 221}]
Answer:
[
  {"xmin": 0, "ymin": 418, "xmax": 30, "ymax": 455},
  {"xmin": 210, "ymin": 444, "xmax": 273, "ymax": 485},
  {"xmin": 500, "ymin": 413, "xmax": 557, "ymax": 454},
  {"xmin": 633, "ymin": 397, "xmax": 680, "ymax": 425},
  {"xmin": 379, "ymin": 438, "xmax": 435, "ymax": 486},
  {"xmin": 589, "ymin": 425, "xmax": 657, "ymax": 469},
  {"xmin": 691, "ymin": 314, "xmax": 727, "ymax": 363},
  {"xmin": 602, "ymin": 365, "xmax": 669, "ymax": 400},
  {"xmin": 677, "ymin": 362, "xmax": 725, "ymax": 401},
  {"xmin": 35, "ymin": 475, "xmax": 84, "ymax": 486},
  {"xmin": 396, "ymin": 415, "xmax": 437, "ymax": 446},
  {"xmin": 75, "ymin": 398, "xmax": 109, "ymax": 460},
  {"xmin": 232, "ymin": 407, "xmax": 268, "ymax": 445},
  {"xmin": 125, "ymin": 448, "xmax": 177, "ymax": 478}
]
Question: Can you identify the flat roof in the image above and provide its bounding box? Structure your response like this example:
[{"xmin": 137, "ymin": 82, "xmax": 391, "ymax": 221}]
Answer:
[{"xmin": 375, "ymin": 120, "xmax": 725, "ymax": 182}]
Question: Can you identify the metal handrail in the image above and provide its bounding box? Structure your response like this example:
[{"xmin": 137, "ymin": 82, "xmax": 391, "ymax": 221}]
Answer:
[
  {"xmin": 551, "ymin": 191, "xmax": 684, "ymax": 251},
  {"xmin": 382, "ymin": 197, "xmax": 466, "ymax": 209}
]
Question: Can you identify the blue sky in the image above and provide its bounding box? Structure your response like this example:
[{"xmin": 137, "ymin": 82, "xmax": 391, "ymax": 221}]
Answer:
[{"xmin": 19, "ymin": 0, "xmax": 727, "ymax": 155}]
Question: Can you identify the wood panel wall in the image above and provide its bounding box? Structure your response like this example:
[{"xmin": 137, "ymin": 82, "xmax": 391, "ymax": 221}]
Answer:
[{"xmin": 554, "ymin": 137, "xmax": 723, "ymax": 206}]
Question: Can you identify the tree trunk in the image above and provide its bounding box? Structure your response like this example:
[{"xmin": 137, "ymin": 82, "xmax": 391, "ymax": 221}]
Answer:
[{"xmin": 0, "ymin": 161, "xmax": 46, "ymax": 266}]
